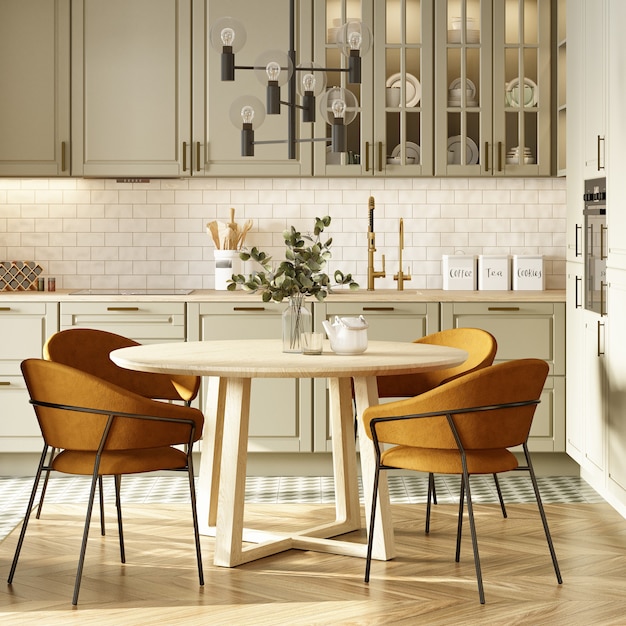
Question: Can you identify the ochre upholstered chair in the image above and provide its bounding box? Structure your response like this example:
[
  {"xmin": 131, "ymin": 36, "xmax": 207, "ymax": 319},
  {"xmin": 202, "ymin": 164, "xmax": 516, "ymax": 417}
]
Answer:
[
  {"xmin": 38, "ymin": 328, "xmax": 201, "ymax": 525},
  {"xmin": 9, "ymin": 359, "xmax": 205, "ymax": 605},
  {"xmin": 376, "ymin": 327, "xmax": 498, "ymax": 530},
  {"xmin": 362, "ymin": 359, "xmax": 562, "ymax": 604}
]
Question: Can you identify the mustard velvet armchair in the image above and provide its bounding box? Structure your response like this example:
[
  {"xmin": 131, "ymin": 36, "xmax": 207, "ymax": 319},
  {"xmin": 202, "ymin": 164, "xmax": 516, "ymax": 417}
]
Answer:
[
  {"xmin": 362, "ymin": 358, "xmax": 562, "ymax": 604},
  {"xmin": 9, "ymin": 359, "xmax": 205, "ymax": 606},
  {"xmin": 376, "ymin": 327, "xmax": 498, "ymax": 530},
  {"xmin": 38, "ymin": 328, "xmax": 201, "ymax": 525}
]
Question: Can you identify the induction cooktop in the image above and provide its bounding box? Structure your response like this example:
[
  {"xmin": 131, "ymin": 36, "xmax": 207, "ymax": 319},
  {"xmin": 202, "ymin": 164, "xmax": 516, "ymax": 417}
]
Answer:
[{"xmin": 69, "ymin": 289, "xmax": 194, "ymax": 295}]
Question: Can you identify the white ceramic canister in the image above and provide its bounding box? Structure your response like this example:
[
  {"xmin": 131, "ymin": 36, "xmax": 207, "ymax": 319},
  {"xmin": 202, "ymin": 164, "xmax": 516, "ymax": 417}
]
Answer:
[{"xmin": 214, "ymin": 249, "xmax": 244, "ymax": 290}]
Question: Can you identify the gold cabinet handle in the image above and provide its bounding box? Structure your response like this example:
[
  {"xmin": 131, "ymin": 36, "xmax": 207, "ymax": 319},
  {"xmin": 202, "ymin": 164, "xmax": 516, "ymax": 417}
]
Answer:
[
  {"xmin": 0, "ymin": 307, "xmax": 11, "ymax": 311},
  {"xmin": 196, "ymin": 142, "xmax": 201, "ymax": 172},
  {"xmin": 598, "ymin": 135, "xmax": 605, "ymax": 171},
  {"xmin": 600, "ymin": 280, "xmax": 607, "ymax": 317},
  {"xmin": 183, "ymin": 141, "xmax": 188, "ymax": 172},
  {"xmin": 106, "ymin": 307, "xmax": 140, "ymax": 312},
  {"xmin": 365, "ymin": 141, "xmax": 370, "ymax": 171},
  {"xmin": 484, "ymin": 141, "xmax": 489, "ymax": 172},
  {"xmin": 497, "ymin": 142, "xmax": 503, "ymax": 171},
  {"xmin": 0, "ymin": 381, "xmax": 10, "ymax": 386},
  {"xmin": 61, "ymin": 141, "xmax": 67, "ymax": 172},
  {"xmin": 488, "ymin": 306, "xmax": 520, "ymax": 311},
  {"xmin": 600, "ymin": 224, "xmax": 608, "ymax": 260},
  {"xmin": 233, "ymin": 307, "xmax": 266, "ymax": 311},
  {"xmin": 598, "ymin": 320, "xmax": 605, "ymax": 356},
  {"xmin": 362, "ymin": 306, "xmax": 395, "ymax": 311},
  {"xmin": 378, "ymin": 142, "xmax": 383, "ymax": 172}
]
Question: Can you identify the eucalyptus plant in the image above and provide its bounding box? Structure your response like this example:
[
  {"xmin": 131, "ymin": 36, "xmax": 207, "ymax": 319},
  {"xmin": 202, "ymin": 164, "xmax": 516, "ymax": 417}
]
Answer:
[{"xmin": 227, "ymin": 216, "xmax": 358, "ymax": 301}]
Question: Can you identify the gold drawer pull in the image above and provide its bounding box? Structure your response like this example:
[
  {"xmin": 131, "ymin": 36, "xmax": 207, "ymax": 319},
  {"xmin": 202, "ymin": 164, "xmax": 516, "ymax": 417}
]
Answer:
[
  {"xmin": 233, "ymin": 307, "xmax": 266, "ymax": 311},
  {"xmin": 0, "ymin": 381, "xmax": 10, "ymax": 386},
  {"xmin": 362, "ymin": 307, "xmax": 395, "ymax": 311},
  {"xmin": 0, "ymin": 307, "xmax": 11, "ymax": 311},
  {"xmin": 488, "ymin": 307, "xmax": 520, "ymax": 311},
  {"xmin": 106, "ymin": 307, "xmax": 140, "ymax": 312}
]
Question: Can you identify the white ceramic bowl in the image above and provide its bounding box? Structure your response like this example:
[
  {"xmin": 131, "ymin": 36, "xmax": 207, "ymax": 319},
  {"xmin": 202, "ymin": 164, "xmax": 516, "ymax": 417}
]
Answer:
[{"xmin": 387, "ymin": 156, "xmax": 415, "ymax": 165}]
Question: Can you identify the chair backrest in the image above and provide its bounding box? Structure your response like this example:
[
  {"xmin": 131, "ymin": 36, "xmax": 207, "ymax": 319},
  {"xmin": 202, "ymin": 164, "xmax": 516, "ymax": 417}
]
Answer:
[
  {"xmin": 377, "ymin": 327, "xmax": 497, "ymax": 398},
  {"xmin": 21, "ymin": 359, "xmax": 204, "ymax": 451},
  {"xmin": 44, "ymin": 328, "xmax": 200, "ymax": 403},
  {"xmin": 364, "ymin": 358, "xmax": 549, "ymax": 451}
]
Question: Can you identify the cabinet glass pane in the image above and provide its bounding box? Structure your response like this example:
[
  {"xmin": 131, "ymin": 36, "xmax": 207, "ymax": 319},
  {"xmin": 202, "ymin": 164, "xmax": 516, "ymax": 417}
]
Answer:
[{"xmin": 383, "ymin": 0, "xmax": 426, "ymax": 169}]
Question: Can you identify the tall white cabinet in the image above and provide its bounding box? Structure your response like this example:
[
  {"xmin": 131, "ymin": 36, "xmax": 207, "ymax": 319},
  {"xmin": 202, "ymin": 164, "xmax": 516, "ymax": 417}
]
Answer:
[{"xmin": 0, "ymin": 0, "xmax": 70, "ymax": 176}]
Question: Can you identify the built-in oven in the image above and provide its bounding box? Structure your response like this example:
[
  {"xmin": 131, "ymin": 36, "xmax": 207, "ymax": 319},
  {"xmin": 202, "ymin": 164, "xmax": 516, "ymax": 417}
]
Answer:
[{"xmin": 583, "ymin": 177, "xmax": 607, "ymax": 315}]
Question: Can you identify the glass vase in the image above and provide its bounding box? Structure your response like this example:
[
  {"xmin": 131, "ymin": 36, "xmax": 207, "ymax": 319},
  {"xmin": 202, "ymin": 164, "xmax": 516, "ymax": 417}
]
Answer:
[{"xmin": 282, "ymin": 294, "xmax": 311, "ymax": 353}]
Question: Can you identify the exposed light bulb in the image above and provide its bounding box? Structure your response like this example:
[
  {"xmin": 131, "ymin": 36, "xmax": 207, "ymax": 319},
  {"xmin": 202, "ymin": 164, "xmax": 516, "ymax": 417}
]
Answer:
[
  {"xmin": 331, "ymin": 98, "xmax": 346, "ymax": 119},
  {"xmin": 241, "ymin": 105, "xmax": 255, "ymax": 125},
  {"xmin": 220, "ymin": 27, "xmax": 235, "ymax": 47},
  {"xmin": 349, "ymin": 30, "xmax": 362, "ymax": 50},
  {"xmin": 266, "ymin": 61, "xmax": 281, "ymax": 82},
  {"xmin": 302, "ymin": 73, "xmax": 316, "ymax": 92}
]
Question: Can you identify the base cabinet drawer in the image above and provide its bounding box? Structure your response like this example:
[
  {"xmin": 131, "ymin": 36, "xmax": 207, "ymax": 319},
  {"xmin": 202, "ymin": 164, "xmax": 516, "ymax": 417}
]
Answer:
[
  {"xmin": 0, "ymin": 302, "xmax": 59, "ymax": 452},
  {"xmin": 59, "ymin": 301, "xmax": 186, "ymax": 341},
  {"xmin": 188, "ymin": 302, "xmax": 313, "ymax": 453},
  {"xmin": 440, "ymin": 301, "xmax": 566, "ymax": 452}
]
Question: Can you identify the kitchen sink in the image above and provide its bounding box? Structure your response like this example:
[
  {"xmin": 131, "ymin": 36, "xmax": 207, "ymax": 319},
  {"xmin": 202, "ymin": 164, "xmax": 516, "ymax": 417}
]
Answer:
[{"xmin": 69, "ymin": 289, "xmax": 194, "ymax": 295}]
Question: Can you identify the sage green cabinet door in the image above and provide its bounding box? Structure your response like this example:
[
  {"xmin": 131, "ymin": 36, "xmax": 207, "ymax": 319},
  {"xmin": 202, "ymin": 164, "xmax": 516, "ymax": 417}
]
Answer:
[
  {"xmin": 201, "ymin": 0, "xmax": 313, "ymax": 176},
  {"xmin": 440, "ymin": 301, "xmax": 565, "ymax": 451},
  {"xmin": 190, "ymin": 302, "xmax": 313, "ymax": 453},
  {"xmin": 313, "ymin": 0, "xmax": 434, "ymax": 176},
  {"xmin": 0, "ymin": 0, "xmax": 70, "ymax": 176},
  {"xmin": 71, "ymin": 0, "xmax": 192, "ymax": 177},
  {"xmin": 434, "ymin": 0, "xmax": 552, "ymax": 176},
  {"xmin": 315, "ymin": 301, "xmax": 439, "ymax": 451},
  {"xmin": 0, "ymin": 303, "xmax": 59, "ymax": 452}
]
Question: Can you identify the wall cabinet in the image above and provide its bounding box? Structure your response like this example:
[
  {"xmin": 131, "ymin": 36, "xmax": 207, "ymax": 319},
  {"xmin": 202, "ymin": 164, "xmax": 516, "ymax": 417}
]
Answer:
[
  {"xmin": 71, "ymin": 0, "xmax": 192, "ymax": 177},
  {"xmin": 0, "ymin": 0, "xmax": 70, "ymax": 176},
  {"xmin": 313, "ymin": 0, "xmax": 434, "ymax": 176},
  {"xmin": 435, "ymin": 0, "xmax": 552, "ymax": 176},
  {"xmin": 0, "ymin": 302, "xmax": 59, "ymax": 452},
  {"xmin": 440, "ymin": 301, "xmax": 565, "ymax": 451},
  {"xmin": 187, "ymin": 302, "xmax": 313, "ymax": 453}
]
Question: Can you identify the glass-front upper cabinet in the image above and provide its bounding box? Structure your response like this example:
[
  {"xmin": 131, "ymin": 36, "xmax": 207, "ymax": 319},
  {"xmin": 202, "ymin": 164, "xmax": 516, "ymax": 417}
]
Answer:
[
  {"xmin": 314, "ymin": 0, "xmax": 434, "ymax": 176},
  {"xmin": 434, "ymin": 0, "xmax": 551, "ymax": 176}
]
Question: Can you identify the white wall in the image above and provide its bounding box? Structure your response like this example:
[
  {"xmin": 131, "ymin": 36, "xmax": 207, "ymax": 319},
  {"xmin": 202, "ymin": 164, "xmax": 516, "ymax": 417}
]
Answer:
[{"xmin": 0, "ymin": 176, "xmax": 566, "ymax": 291}]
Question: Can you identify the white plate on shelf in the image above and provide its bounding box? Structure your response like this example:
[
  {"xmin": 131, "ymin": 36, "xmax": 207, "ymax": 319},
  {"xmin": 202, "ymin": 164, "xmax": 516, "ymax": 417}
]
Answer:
[
  {"xmin": 385, "ymin": 73, "xmax": 421, "ymax": 107},
  {"xmin": 505, "ymin": 77, "xmax": 538, "ymax": 107},
  {"xmin": 449, "ymin": 78, "xmax": 477, "ymax": 100},
  {"xmin": 391, "ymin": 142, "xmax": 421, "ymax": 164},
  {"xmin": 447, "ymin": 136, "xmax": 479, "ymax": 165}
]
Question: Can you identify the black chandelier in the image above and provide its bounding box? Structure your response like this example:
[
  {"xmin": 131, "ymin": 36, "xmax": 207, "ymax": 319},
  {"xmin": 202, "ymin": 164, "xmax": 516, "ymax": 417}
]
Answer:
[{"xmin": 210, "ymin": 1, "xmax": 372, "ymax": 158}]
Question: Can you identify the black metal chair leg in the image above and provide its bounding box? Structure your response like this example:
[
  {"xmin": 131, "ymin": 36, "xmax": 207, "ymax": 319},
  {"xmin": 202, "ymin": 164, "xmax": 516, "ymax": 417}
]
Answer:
[
  {"xmin": 493, "ymin": 473, "xmax": 507, "ymax": 518},
  {"xmin": 114, "ymin": 474, "xmax": 125, "ymax": 564},
  {"xmin": 35, "ymin": 447, "xmax": 57, "ymax": 519},
  {"xmin": 425, "ymin": 472, "xmax": 434, "ymax": 534},
  {"xmin": 523, "ymin": 444, "xmax": 562, "ymax": 584},
  {"xmin": 463, "ymin": 472, "xmax": 485, "ymax": 604},
  {"xmin": 455, "ymin": 475, "xmax": 465, "ymax": 563},
  {"xmin": 72, "ymin": 466, "xmax": 100, "ymax": 605},
  {"xmin": 186, "ymin": 456, "xmax": 204, "ymax": 585},
  {"xmin": 430, "ymin": 472, "xmax": 438, "ymax": 504},
  {"xmin": 8, "ymin": 446, "xmax": 48, "ymax": 584},
  {"xmin": 99, "ymin": 475, "xmax": 106, "ymax": 536},
  {"xmin": 364, "ymin": 465, "xmax": 381, "ymax": 583}
]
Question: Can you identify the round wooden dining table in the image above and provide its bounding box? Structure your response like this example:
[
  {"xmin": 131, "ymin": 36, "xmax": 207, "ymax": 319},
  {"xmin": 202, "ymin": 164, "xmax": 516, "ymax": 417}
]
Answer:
[{"xmin": 112, "ymin": 339, "xmax": 467, "ymax": 568}]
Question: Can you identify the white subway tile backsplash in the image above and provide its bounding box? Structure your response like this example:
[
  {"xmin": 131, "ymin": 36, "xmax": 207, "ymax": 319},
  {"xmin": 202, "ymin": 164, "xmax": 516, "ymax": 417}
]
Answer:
[{"xmin": 0, "ymin": 177, "xmax": 566, "ymax": 290}]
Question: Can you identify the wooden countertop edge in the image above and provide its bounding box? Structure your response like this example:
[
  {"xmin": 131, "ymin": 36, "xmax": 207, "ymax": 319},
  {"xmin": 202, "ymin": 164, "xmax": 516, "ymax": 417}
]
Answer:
[{"xmin": 0, "ymin": 289, "xmax": 565, "ymax": 303}]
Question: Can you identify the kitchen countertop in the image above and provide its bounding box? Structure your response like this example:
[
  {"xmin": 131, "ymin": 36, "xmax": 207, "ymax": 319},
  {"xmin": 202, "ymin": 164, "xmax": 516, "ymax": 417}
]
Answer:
[{"xmin": 0, "ymin": 289, "xmax": 565, "ymax": 303}]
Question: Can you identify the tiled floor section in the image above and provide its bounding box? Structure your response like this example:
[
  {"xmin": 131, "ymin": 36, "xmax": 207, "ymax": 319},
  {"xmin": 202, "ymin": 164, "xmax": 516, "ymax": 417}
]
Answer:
[{"xmin": 0, "ymin": 474, "xmax": 603, "ymax": 542}]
